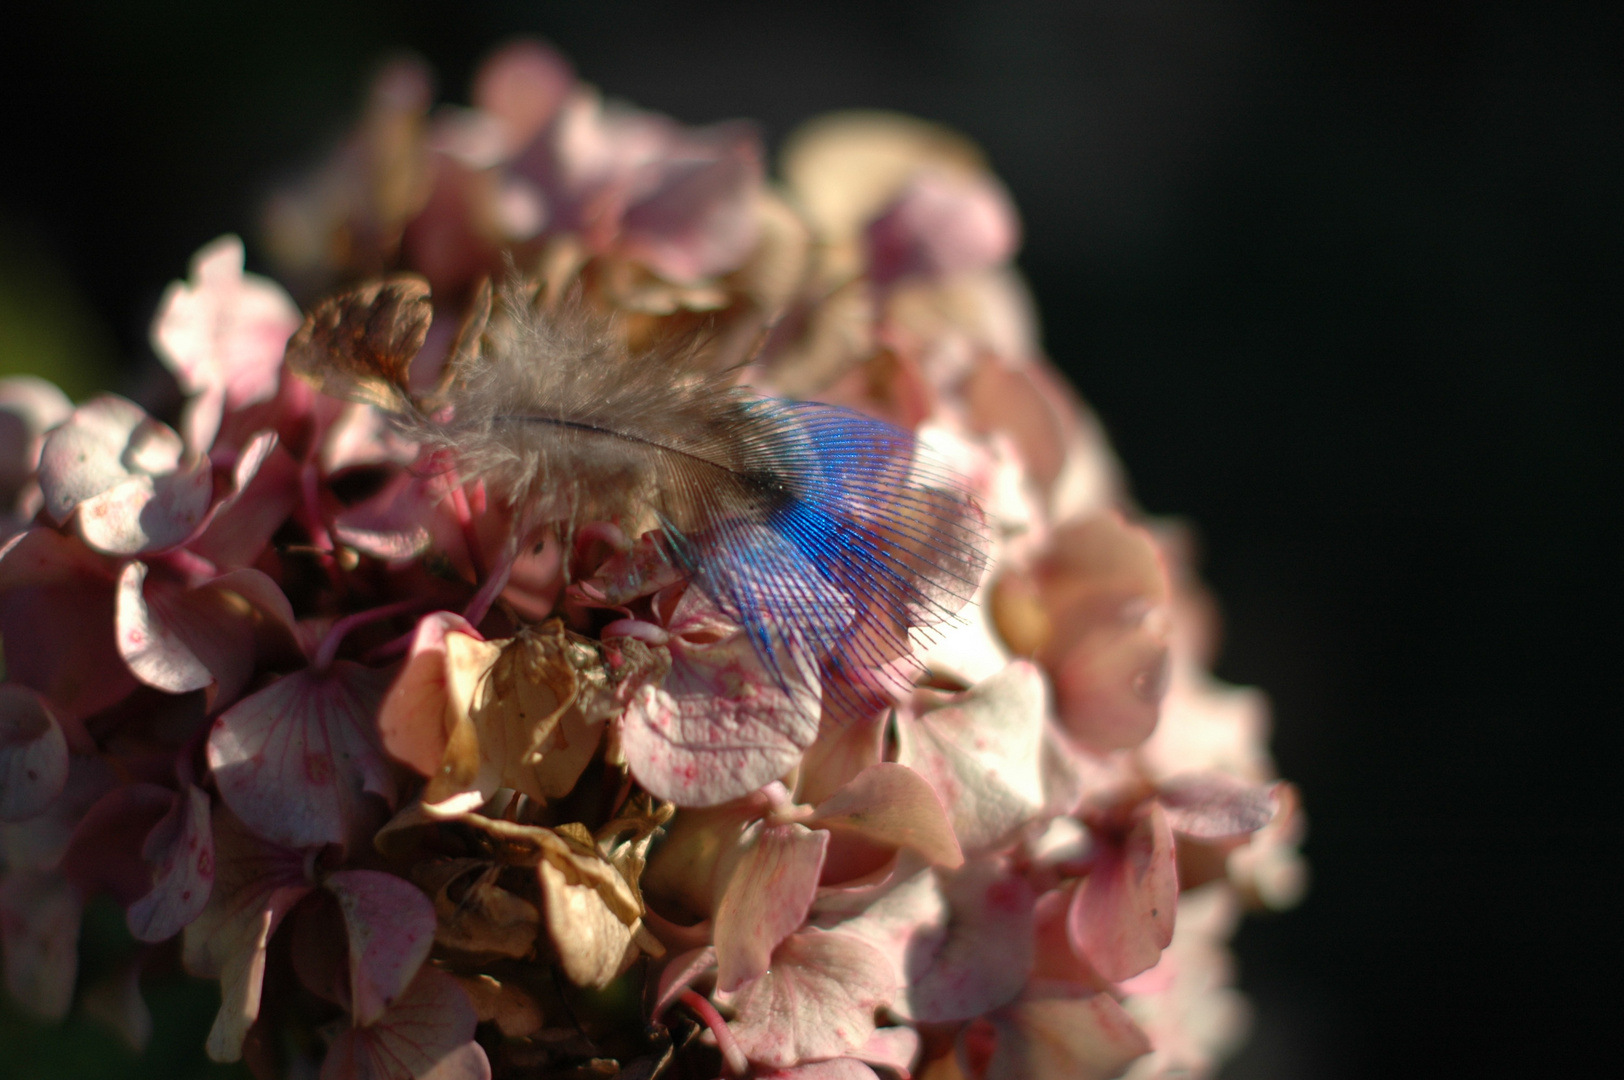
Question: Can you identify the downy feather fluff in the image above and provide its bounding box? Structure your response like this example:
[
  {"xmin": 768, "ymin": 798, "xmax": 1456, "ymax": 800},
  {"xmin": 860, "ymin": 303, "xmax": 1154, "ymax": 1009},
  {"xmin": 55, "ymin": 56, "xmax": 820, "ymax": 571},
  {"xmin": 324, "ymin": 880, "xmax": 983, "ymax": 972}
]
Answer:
[{"xmin": 353, "ymin": 279, "xmax": 987, "ymax": 716}]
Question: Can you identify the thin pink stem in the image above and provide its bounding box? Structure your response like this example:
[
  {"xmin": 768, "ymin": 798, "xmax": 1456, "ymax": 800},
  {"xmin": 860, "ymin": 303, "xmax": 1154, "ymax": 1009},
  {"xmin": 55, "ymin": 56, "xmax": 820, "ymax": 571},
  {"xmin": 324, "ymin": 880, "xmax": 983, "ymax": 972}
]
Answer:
[
  {"xmin": 312, "ymin": 597, "xmax": 428, "ymax": 671},
  {"xmin": 678, "ymin": 989, "xmax": 749, "ymax": 1079}
]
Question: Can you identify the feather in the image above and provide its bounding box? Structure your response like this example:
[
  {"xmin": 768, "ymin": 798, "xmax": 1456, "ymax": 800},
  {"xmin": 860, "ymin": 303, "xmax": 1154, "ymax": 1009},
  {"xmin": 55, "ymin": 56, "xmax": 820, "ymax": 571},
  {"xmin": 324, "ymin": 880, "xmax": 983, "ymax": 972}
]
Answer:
[{"xmin": 302, "ymin": 278, "xmax": 989, "ymax": 717}]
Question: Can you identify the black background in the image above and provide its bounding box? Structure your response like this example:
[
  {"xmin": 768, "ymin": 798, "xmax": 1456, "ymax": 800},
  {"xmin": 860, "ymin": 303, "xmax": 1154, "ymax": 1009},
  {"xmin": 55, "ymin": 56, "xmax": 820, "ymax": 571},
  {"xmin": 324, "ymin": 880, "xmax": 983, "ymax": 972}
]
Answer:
[{"xmin": 1, "ymin": 2, "xmax": 1618, "ymax": 1077}]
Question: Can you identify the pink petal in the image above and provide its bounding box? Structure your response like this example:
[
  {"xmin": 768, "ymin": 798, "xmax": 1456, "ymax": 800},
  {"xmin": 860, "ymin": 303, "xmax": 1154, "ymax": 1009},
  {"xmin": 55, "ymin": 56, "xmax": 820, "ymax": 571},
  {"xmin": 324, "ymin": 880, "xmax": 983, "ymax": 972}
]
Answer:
[
  {"xmin": 651, "ymin": 945, "xmax": 717, "ymax": 1018},
  {"xmin": 38, "ymin": 396, "xmax": 213, "ymax": 555},
  {"xmin": 794, "ymin": 711, "xmax": 885, "ymax": 808},
  {"xmin": 150, "ymin": 235, "xmax": 300, "ymax": 449},
  {"xmin": 808, "ymin": 763, "xmax": 963, "ymax": 868},
  {"xmin": 320, "ymin": 968, "xmax": 488, "ymax": 1080},
  {"xmin": 1157, "ymin": 773, "xmax": 1277, "ymax": 840},
  {"xmin": 76, "ymin": 465, "xmax": 214, "ymax": 555},
  {"xmin": 619, "ymin": 130, "xmax": 764, "ymax": 284},
  {"xmin": 865, "ymin": 169, "xmax": 1020, "ymax": 283},
  {"xmin": 377, "ymin": 612, "xmax": 481, "ymax": 778},
  {"xmin": 127, "ymin": 784, "xmax": 215, "ymax": 942},
  {"xmin": 0, "ymin": 685, "xmax": 69, "ymax": 821},
  {"xmin": 856, "ymin": 1026, "xmax": 921, "ymax": 1075},
  {"xmin": 975, "ymin": 989, "xmax": 1152, "ymax": 1080},
  {"xmin": 473, "ymin": 39, "xmax": 575, "ymax": 153},
  {"xmin": 117, "ymin": 561, "xmax": 246, "ymax": 696},
  {"xmin": 617, "ymin": 617, "xmax": 821, "ymax": 808},
  {"xmin": 189, "ymin": 437, "xmax": 301, "ymax": 568},
  {"xmin": 0, "ymin": 868, "xmax": 82, "ymax": 1020},
  {"xmin": 332, "ymin": 470, "xmax": 438, "ymax": 561},
  {"xmin": 714, "ymin": 821, "xmax": 829, "ymax": 992},
  {"xmin": 181, "ymin": 808, "xmax": 313, "ymax": 1062},
  {"xmin": 719, "ymin": 929, "xmax": 895, "ymax": 1069},
  {"xmin": 208, "ymin": 662, "xmax": 398, "ymax": 849},
  {"xmin": 893, "ymin": 861, "xmax": 1035, "ymax": 1023},
  {"xmin": 759, "ymin": 1062, "xmax": 880, "ymax": 1080},
  {"xmin": 325, "ymin": 869, "xmax": 436, "ymax": 1026},
  {"xmin": 0, "ymin": 529, "xmax": 134, "ymax": 722},
  {"xmin": 896, "ymin": 662, "xmax": 1050, "ymax": 853},
  {"xmin": 1068, "ymin": 801, "xmax": 1177, "ymax": 983}
]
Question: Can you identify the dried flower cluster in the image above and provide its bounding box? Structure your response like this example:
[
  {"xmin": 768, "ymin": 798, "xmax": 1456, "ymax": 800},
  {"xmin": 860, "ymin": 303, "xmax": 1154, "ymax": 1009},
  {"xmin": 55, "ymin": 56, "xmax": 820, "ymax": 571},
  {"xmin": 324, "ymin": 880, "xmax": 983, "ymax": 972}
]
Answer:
[{"xmin": 0, "ymin": 41, "xmax": 1304, "ymax": 1080}]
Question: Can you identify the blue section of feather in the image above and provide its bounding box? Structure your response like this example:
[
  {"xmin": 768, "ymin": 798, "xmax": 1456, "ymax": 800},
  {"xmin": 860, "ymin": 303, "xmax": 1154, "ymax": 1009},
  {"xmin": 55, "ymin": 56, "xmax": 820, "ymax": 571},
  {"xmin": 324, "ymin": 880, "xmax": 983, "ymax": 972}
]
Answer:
[{"xmin": 660, "ymin": 400, "xmax": 987, "ymax": 717}]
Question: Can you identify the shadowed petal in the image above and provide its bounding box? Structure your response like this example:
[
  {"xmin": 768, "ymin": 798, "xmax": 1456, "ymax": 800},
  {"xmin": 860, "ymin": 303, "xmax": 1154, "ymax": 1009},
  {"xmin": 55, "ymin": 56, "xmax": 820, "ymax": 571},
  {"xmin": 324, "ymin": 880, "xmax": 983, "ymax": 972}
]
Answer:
[
  {"xmin": 0, "ymin": 685, "xmax": 69, "ymax": 821},
  {"xmin": 1069, "ymin": 801, "xmax": 1177, "ymax": 983},
  {"xmin": 208, "ymin": 662, "xmax": 397, "ymax": 849},
  {"xmin": 326, "ymin": 869, "xmax": 436, "ymax": 1026},
  {"xmin": 127, "ymin": 784, "xmax": 215, "ymax": 942},
  {"xmin": 320, "ymin": 968, "xmax": 489, "ymax": 1080}
]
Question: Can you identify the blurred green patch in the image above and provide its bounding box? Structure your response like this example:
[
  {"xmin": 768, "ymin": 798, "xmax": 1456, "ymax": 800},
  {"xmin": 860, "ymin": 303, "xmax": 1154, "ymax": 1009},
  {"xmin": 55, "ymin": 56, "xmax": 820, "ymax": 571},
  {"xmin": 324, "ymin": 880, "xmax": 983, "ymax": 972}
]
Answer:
[
  {"xmin": 0, "ymin": 896, "xmax": 250, "ymax": 1080},
  {"xmin": 0, "ymin": 221, "xmax": 123, "ymax": 398}
]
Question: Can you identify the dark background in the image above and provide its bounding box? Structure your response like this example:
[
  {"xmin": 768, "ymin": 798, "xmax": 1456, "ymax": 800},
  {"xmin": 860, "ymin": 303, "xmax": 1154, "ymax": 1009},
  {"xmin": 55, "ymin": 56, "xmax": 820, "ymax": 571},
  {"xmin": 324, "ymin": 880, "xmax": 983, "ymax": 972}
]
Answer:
[{"xmin": 1, "ymin": 2, "xmax": 1618, "ymax": 1077}]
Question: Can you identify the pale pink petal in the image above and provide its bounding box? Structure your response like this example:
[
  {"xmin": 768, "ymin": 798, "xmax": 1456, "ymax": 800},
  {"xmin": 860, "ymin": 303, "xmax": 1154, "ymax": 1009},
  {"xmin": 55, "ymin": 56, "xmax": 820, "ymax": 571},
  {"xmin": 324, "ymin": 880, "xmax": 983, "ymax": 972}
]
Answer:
[
  {"xmin": 1069, "ymin": 802, "xmax": 1177, "ymax": 983},
  {"xmin": 332, "ymin": 470, "xmax": 437, "ymax": 561},
  {"xmin": 320, "ymin": 968, "xmax": 488, "ymax": 1080},
  {"xmin": 473, "ymin": 39, "xmax": 575, "ymax": 154},
  {"xmin": 117, "ymin": 561, "xmax": 248, "ymax": 696},
  {"xmin": 0, "ymin": 868, "xmax": 82, "ymax": 1020},
  {"xmin": 719, "ymin": 929, "xmax": 895, "ymax": 1069},
  {"xmin": 975, "ymin": 989, "xmax": 1152, "ymax": 1080},
  {"xmin": 896, "ymin": 662, "xmax": 1050, "ymax": 853},
  {"xmin": 856, "ymin": 1026, "xmax": 921, "ymax": 1075},
  {"xmin": 376, "ymin": 612, "xmax": 482, "ymax": 778},
  {"xmin": 208, "ymin": 662, "xmax": 398, "ymax": 849},
  {"xmin": 0, "ymin": 375, "xmax": 72, "ymax": 501},
  {"xmin": 893, "ymin": 861, "xmax": 1034, "ymax": 1023},
  {"xmin": 127, "ymin": 784, "xmax": 215, "ymax": 942},
  {"xmin": 76, "ymin": 465, "xmax": 214, "ymax": 555},
  {"xmin": 793, "ymin": 712, "xmax": 885, "ymax": 808},
  {"xmin": 325, "ymin": 869, "xmax": 436, "ymax": 1026},
  {"xmin": 189, "ymin": 438, "xmax": 301, "ymax": 568},
  {"xmin": 865, "ymin": 169, "xmax": 1020, "ymax": 283},
  {"xmin": 151, "ymin": 235, "xmax": 300, "ymax": 451},
  {"xmin": 182, "ymin": 808, "xmax": 313, "ymax": 1062},
  {"xmin": 759, "ymin": 1062, "xmax": 880, "ymax": 1080},
  {"xmin": 0, "ymin": 685, "xmax": 69, "ymax": 821},
  {"xmin": 714, "ymin": 821, "xmax": 829, "ymax": 992},
  {"xmin": 38, "ymin": 396, "xmax": 213, "ymax": 555},
  {"xmin": 1157, "ymin": 773, "xmax": 1277, "ymax": 840},
  {"xmin": 808, "ymin": 762, "xmax": 963, "ymax": 868},
  {"xmin": 620, "ymin": 131, "xmax": 764, "ymax": 284},
  {"xmin": 617, "ymin": 617, "xmax": 820, "ymax": 807}
]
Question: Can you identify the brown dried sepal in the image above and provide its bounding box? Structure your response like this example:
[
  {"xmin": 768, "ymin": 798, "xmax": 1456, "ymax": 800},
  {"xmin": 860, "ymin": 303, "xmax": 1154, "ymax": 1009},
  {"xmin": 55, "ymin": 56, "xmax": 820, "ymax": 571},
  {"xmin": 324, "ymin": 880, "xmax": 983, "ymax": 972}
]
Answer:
[
  {"xmin": 285, "ymin": 274, "xmax": 432, "ymax": 411},
  {"xmin": 417, "ymin": 858, "xmax": 541, "ymax": 960},
  {"xmin": 461, "ymin": 814, "xmax": 651, "ymax": 989},
  {"xmin": 454, "ymin": 973, "xmax": 547, "ymax": 1039}
]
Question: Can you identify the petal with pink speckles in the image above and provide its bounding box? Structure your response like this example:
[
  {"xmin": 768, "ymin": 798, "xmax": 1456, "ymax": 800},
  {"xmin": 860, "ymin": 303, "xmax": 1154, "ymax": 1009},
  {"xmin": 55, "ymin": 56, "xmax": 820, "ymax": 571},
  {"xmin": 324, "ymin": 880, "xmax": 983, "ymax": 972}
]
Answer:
[
  {"xmin": 127, "ymin": 784, "xmax": 215, "ymax": 943},
  {"xmin": 326, "ymin": 869, "xmax": 435, "ymax": 1026},
  {"xmin": 896, "ymin": 661, "xmax": 1050, "ymax": 854},
  {"xmin": 320, "ymin": 968, "xmax": 489, "ymax": 1080},
  {"xmin": 719, "ymin": 929, "xmax": 895, "ymax": 1070},
  {"xmin": 38, "ymin": 396, "xmax": 213, "ymax": 555},
  {"xmin": 616, "ymin": 601, "xmax": 819, "ymax": 808},
  {"xmin": 208, "ymin": 661, "xmax": 398, "ymax": 849}
]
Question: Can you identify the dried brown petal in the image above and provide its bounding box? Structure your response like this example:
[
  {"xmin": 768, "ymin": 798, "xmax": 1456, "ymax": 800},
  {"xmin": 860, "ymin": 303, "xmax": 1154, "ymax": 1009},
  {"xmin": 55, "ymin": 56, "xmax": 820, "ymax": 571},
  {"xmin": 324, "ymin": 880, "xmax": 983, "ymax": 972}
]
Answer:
[
  {"xmin": 285, "ymin": 276, "xmax": 432, "ymax": 411},
  {"xmin": 455, "ymin": 972, "xmax": 546, "ymax": 1039}
]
